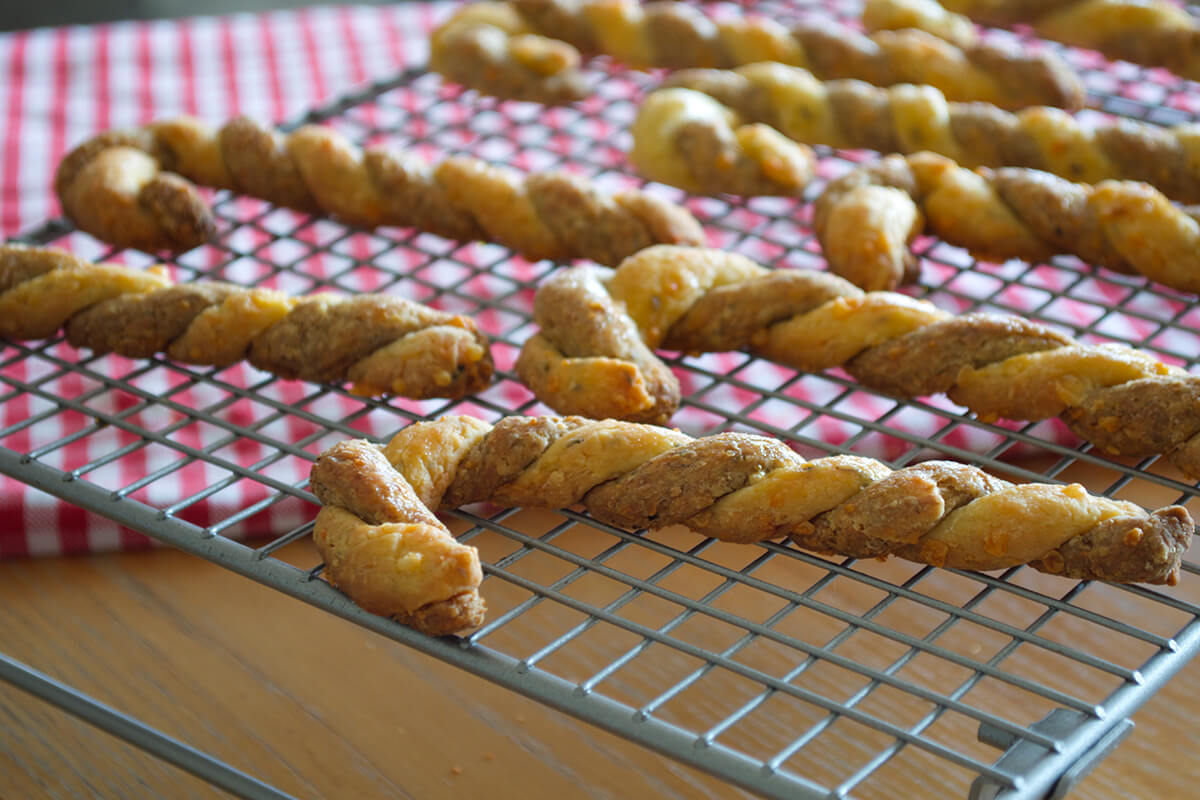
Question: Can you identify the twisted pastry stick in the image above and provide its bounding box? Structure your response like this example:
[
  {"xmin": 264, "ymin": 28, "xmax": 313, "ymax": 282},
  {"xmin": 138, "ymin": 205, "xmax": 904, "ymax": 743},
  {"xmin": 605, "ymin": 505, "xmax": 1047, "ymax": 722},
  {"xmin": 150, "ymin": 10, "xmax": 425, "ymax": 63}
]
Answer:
[
  {"xmin": 309, "ymin": 415, "xmax": 1191, "ymax": 634},
  {"xmin": 431, "ymin": 0, "xmax": 590, "ymax": 104},
  {"xmin": 0, "ymin": 245, "xmax": 493, "ymax": 399},
  {"xmin": 815, "ymin": 151, "xmax": 1200, "ymax": 293},
  {"xmin": 431, "ymin": 0, "xmax": 1084, "ymax": 109},
  {"xmin": 515, "ymin": 245, "xmax": 1200, "ymax": 478},
  {"xmin": 629, "ymin": 89, "xmax": 816, "ymax": 195},
  {"xmin": 310, "ymin": 435, "xmax": 486, "ymax": 636},
  {"xmin": 55, "ymin": 116, "xmax": 704, "ymax": 264},
  {"xmin": 861, "ymin": 0, "xmax": 979, "ymax": 49},
  {"xmin": 646, "ymin": 66, "xmax": 1200, "ymax": 203},
  {"xmin": 863, "ymin": 0, "xmax": 1200, "ymax": 82}
]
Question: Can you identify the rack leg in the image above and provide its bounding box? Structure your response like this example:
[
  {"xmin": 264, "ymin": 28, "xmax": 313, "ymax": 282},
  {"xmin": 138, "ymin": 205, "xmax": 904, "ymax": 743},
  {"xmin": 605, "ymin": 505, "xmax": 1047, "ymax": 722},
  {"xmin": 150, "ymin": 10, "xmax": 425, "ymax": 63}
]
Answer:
[
  {"xmin": 969, "ymin": 708, "xmax": 1134, "ymax": 800},
  {"xmin": 0, "ymin": 651, "xmax": 297, "ymax": 800}
]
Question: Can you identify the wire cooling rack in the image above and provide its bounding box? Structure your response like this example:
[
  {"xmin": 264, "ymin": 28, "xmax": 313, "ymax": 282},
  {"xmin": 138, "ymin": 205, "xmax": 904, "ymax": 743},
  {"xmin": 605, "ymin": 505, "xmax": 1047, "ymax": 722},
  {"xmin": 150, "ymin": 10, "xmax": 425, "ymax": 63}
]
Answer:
[{"xmin": 4, "ymin": 2, "xmax": 1200, "ymax": 798}]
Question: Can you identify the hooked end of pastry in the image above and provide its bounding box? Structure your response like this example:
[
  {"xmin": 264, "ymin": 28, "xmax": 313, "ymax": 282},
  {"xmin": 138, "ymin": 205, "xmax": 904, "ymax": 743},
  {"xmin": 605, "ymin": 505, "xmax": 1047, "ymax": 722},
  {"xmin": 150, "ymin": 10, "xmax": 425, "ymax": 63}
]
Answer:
[{"xmin": 396, "ymin": 589, "xmax": 487, "ymax": 637}]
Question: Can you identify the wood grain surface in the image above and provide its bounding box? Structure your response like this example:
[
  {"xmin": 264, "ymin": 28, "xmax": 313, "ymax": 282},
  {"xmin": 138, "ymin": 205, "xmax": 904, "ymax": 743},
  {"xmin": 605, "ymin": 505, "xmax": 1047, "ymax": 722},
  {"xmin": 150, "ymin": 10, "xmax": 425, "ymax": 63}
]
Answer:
[{"xmin": 1, "ymin": 495, "xmax": 1197, "ymax": 799}]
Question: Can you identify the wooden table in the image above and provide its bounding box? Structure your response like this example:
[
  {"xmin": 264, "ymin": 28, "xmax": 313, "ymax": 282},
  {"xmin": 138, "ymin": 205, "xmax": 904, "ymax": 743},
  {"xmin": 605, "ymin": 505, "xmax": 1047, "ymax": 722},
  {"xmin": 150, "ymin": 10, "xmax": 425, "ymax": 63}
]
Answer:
[{"xmin": 1, "ymin": 522, "xmax": 1196, "ymax": 799}]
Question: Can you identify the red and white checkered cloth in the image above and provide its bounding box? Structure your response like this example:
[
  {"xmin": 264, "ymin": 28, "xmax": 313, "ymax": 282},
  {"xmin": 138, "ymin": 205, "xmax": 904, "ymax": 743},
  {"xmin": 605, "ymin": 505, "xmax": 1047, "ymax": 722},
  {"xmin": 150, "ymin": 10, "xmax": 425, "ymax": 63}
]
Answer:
[
  {"xmin": 0, "ymin": 3, "xmax": 457, "ymax": 556},
  {"xmin": 1, "ymin": 2, "xmax": 1190, "ymax": 558}
]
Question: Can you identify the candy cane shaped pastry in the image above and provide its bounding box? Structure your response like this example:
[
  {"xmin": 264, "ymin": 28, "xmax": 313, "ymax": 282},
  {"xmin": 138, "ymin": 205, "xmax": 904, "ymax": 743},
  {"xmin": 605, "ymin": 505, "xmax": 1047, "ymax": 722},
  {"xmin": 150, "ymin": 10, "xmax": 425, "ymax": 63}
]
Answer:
[{"xmin": 309, "ymin": 414, "xmax": 1192, "ymax": 632}]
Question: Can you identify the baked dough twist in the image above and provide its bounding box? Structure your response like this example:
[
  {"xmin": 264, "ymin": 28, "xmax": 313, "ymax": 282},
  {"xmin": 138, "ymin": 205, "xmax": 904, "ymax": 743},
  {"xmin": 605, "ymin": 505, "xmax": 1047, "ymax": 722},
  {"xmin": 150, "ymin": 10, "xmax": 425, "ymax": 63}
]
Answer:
[
  {"xmin": 310, "ymin": 437, "xmax": 486, "ymax": 636},
  {"xmin": 0, "ymin": 245, "xmax": 493, "ymax": 399},
  {"xmin": 863, "ymin": 0, "xmax": 1200, "ymax": 82},
  {"xmin": 644, "ymin": 66, "xmax": 1200, "ymax": 203},
  {"xmin": 310, "ymin": 415, "xmax": 1191, "ymax": 635},
  {"xmin": 629, "ymin": 89, "xmax": 816, "ymax": 195},
  {"xmin": 815, "ymin": 151, "xmax": 1200, "ymax": 293},
  {"xmin": 55, "ymin": 115, "xmax": 704, "ymax": 264},
  {"xmin": 514, "ymin": 245, "xmax": 1200, "ymax": 478},
  {"xmin": 431, "ymin": 0, "xmax": 1084, "ymax": 109},
  {"xmin": 861, "ymin": 0, "xmax": 979, "ymax": 49},
  {"xmin": 431, "ymin": 1, "xmax": 590, "ymax": 104}
]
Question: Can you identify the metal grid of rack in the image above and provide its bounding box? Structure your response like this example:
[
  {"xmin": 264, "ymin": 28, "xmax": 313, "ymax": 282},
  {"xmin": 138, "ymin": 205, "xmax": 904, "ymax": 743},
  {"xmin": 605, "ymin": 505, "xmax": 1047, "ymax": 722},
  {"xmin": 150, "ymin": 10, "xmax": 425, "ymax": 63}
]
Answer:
[{"xmin": 3, "ymin": 2, "xmax": 1200, "ymax": 798}]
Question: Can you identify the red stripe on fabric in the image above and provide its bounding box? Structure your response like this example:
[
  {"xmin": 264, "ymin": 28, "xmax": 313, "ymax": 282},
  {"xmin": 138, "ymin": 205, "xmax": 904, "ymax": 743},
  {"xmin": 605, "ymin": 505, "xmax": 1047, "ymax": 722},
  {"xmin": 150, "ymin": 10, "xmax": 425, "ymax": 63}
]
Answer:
[
  {"xmin": 118, "ymin": 379, "xmax": 164, "ymax": 554},
  {"xmin": 258, "ymin": 11, "xmax": 285, "ymax": 121},
  {"xmin": 337, "ymin": 7, "xmax": 378, "ymax": 132},
  {"xmin": 118, "ymin": 527, "xmax": 152, "ymax": 550},
  {"xmin": 54, "ymin": 366, "xmax": 93, "ymax": 555},
  {"xmin": 56, "ymin": 501, "xmax": 90, "ymax": 556},
  {"xmin": 351, "ymin": 235, "xmax": 381, "ymax": 291},
  {"xmin": 171, "ymin": 463, "xmax": 218, "ymax": 540},
  {"xmin": 95, "ymin": 24, "xmax": 112, "ymax": 132},
  {"xmin": 1, "ymin": 399, "xmax": 31, "ymax": 454},
  {"xmin": 0, "ymin": 337, "xmax": 34, "ymax": 558},
  {"xmin": 277, "ymin": 379, "xmax": 317, "ymax": 474},
  {"xmin": 0, "ymin": 485, "xmax": 30, "ymax": 558},
  {"xmin": 48, "ymin": 27, "xmax": 70, "ymax": 186},
  {"xmin": 100, "ymin": 360, "xmax": 162, "ymax": 549},
  {"xmin": 380, "ymin": 6, "xmax": 407, "ymax": 70},
  {"xmin": 219, "ymin": 16, "xmax": 241, "ymax": 115},
  {"xmin": 116, "ymin": 527, "xmax": 155, "ymax": 550},
  {"xmin": 1, "ymin": 353, "xmax": 33, "ymax": 556},
  {"xmin": 179, "ymin": 17, "xmax": 199, "ymax": 116},
  {"xmin": 1, "ymin": 32, "xmax": 28, "ymax": 234},
  {"xmin": 137, "ymin": 20, "xmax": 154, "ymax": 124},
  {"xmin": 297, "ymin": 7, "xmax": 329, "ymax": 103},
  {"xmin": 417, "ymin": 2, "xmax": 436, "ymax": 68},
  {"xmin": 336, "ymin": 6, "xmax": 368, "ymax": 86}
]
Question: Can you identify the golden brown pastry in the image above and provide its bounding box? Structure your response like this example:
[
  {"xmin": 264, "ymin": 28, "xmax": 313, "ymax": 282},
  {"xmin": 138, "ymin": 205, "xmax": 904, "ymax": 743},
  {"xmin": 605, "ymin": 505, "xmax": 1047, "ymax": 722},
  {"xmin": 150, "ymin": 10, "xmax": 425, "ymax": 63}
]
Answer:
[
  {"xmin": 309, "ymin": 433, "xmax": 486, "ymax": 636},
  {"xmin": 864, "ymin": 0, "xmax": 1200, "ymax": 82},
  {"xmin": 644, "ymin": 67, "xmax": 1200, "ymax": 203},
  {"xmin": 431, "ymin": 0, "xmax": 1084, "ymax": 109},
  {"xmin": 0, "ymin": 244, "xmax": 493, "ymax": 399},
  {"xmin": 55, "ymin": 115, "xmax": 705, "ymax": 263},
  {"xmin": 310, "ymin": 415, "xmax": 1191, "ymax": 636},
  {"xmin": 629, "ymin": 89, "xmax": 815, "ymax": 196},
  {"xmin": 430, "ymin": 1, "xmax": 590, "ymax": 104},
  {"xmin": 515, "ymin": 245, "xmax": 1200, "ymax": 478},
  {"xmin": 861, "ymin": 0, "xmax": 979, "ymax": 48},
  {"xmin": 815, "ymin": 151, "xmax": 1200, "ymax": 293},
  {"xmin": 516, "ymin": 265, "xmax": 680, "ymax": 423}
]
